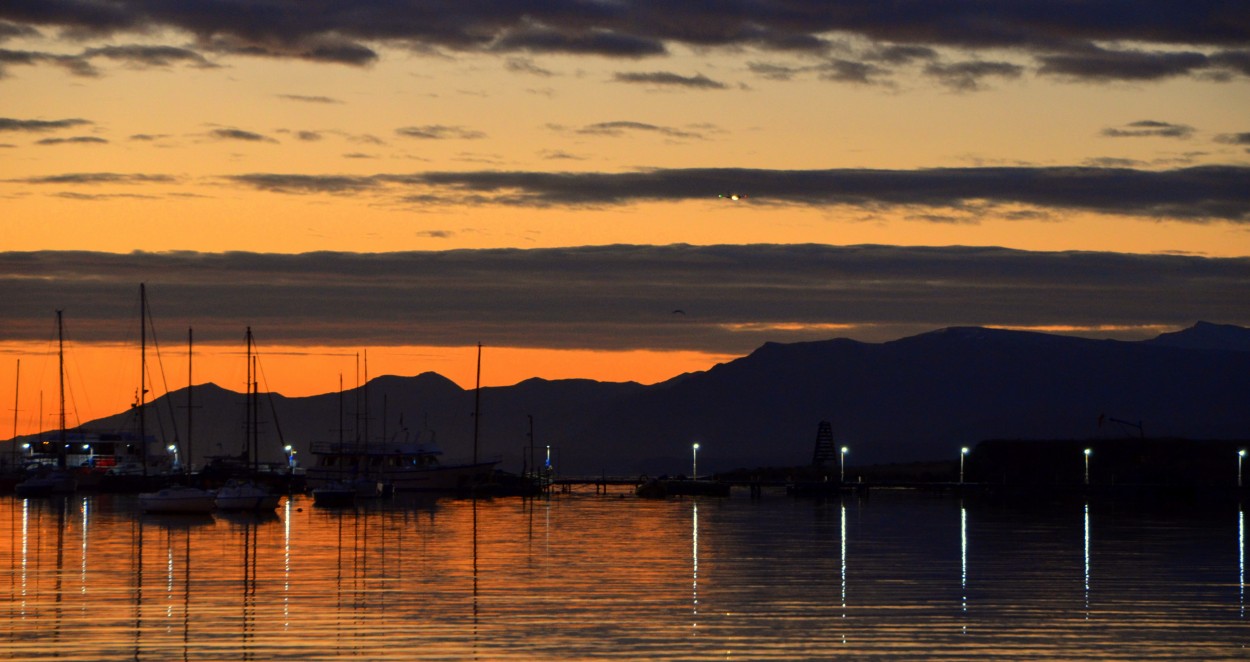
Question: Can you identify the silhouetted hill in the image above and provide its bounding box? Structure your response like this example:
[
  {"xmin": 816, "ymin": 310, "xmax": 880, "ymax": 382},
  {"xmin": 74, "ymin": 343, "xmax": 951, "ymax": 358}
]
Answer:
[
  {"xmin": 18, "ymin": 323, "xmax": 1250, "ymax": 478},
  {"xmin": 1145, "ymin": 321, "xmax": 1250, "ymax": 352}
]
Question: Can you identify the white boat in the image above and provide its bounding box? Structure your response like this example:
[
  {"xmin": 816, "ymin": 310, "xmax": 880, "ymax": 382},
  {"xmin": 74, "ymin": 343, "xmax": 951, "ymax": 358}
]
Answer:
[
  {"xmin": 139, "ymin": 485, "xmax": 216, "ymax": 514},
  {"xmin": 215, "ymin": 480, "xmax": 281, "ymax": 511}
]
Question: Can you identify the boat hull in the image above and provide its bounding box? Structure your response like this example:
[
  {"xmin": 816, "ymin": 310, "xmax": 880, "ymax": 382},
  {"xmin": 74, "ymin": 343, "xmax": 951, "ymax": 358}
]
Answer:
[
  {"xmin": 139, "ymin": 486, "xmax": 216, "ymax": 514},
  {"xmin": 306, "ymin": 461, "xmax": 498, "ymax": 493},
  {"xmin": 215, "ymin": 482, "xmax": 281, "ymax": 511},
  {"xmin": 15, "ymin": 472, "xmax": 78, "ymax": 497}
]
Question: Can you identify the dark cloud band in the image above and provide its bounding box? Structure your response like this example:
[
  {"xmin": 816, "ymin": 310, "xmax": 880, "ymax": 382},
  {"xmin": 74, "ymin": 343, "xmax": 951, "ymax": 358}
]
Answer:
[
  {"xmin": 224, "ymin": 165, "xmax": 1250, "ymax": 222},
  {"xmin": 1, "ymin": 245, "xmax": 1246, "ymax": 353},
  {"xmin": 2, "ymin": 1, "xmax": 1246, "ymax": 72}
]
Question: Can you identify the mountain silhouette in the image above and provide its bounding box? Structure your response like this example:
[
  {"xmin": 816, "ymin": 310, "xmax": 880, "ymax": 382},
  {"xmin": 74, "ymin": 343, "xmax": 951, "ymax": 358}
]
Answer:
[{"xmin": 21, "ymin": 322, "xmax": 1250, "ymax": 477}]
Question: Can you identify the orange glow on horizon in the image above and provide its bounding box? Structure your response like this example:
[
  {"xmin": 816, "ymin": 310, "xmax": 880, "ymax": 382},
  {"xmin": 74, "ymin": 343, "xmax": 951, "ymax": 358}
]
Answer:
[{"xmin": 0, "ymin": 341, "xmax": 737, "ymax": 439}]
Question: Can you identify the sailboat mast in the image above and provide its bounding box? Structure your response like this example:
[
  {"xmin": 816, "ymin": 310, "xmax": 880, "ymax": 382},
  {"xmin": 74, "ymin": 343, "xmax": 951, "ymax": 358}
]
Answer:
[
  {"xmin": 187, "ymin": 327, "xmax": 193, "ymax": 475},
  {"xmin": 245, "ymin": 327, "xmax": 254, "ymax": 471},
  {"xmin": 57, "ymin": 310, "xmax": 66, "ymax": 469},
  {"xmin": 252, "ymin": 354, "xmax": 258, "ymax": 473},
  {"xmin": 473, "ymin": 342, "xmax": 481, "ymax": 466},
  {"xmin": 139, "ymin": 283, "xmax": 148, "ymax": 476},
  {"xmin": 11, "ymin": 359, "xmax": 18, "ymax": 469}
]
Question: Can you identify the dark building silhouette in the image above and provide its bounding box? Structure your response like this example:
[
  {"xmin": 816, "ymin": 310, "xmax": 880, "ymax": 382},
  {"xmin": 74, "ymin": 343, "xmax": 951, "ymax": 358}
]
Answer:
[{"xmin": 811, "ymin": 421, "xmax": 836, "ymax": 467}]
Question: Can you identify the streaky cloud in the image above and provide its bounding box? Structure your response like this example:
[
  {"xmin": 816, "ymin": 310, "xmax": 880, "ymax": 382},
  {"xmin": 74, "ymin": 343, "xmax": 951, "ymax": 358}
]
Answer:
[
  {"xmin": 226, "ymin": 173, "xmax": 378, "ymax": 194},
  {"xmin": 14, "ymin": 172, "xmax": 176, "ymax": 184},
  {"xmin": 1215, "ymin": 132, "xmax": 1250, "ymax": 145},
  {"xmin": 278, "ymin": 94, "xmax": 343, "ymax": 104},
  {"xmin": 81, "ymin": 44, "xmax": 215, "ymax": 68},
  {"xmin": 220, "ymin": 165, "xmax": 1250, "ymax": 222},
  {"xmin": 923, "ymin": 60, "xmax": 1024, "ymax": 91},
  {"xmin": 35, "ymin": 135, "xmax": 107, "ymax": 145},
  {"xmin": 1102, "ymin": 120, "xmax": 1196, "ymax": 139},
  {"xmin": 0, "ymin": 245, "xmax": 1246, "ymax": 353},
  {"xmin": 1038, "ymin": 47, "xmax": 1213, "ymax": 81},
  {"xmin": 208, "ymin": 128, "xmax": 278, "ymax": 143},
  {"xmin": 396, "ymin": 125, "xmax": 486, "ymax": 140},
  {"xmin": 612, "ymin": 71, "xmax": 727, "ymax": 89},
  {"xmin": 397, "ymin": 165, "xmax": 1250, "ymax": 222},
  {"xmin": 574, "ymin": 121, "xmax": 703, "ymax": 139},
  {"xmin": 0, "ymin": 117, "xmax": 91, "ymax": 132}
]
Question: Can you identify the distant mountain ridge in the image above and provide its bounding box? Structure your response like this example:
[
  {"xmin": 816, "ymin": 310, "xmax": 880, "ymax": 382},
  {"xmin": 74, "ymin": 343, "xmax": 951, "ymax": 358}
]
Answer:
[
  {"xmin": 1144, "ymin": 321, "xmax": 1250, "ymax": 352},
  {"xmin": 16, "ymin": 322, "xmax": 1250, "ymax": 477}
]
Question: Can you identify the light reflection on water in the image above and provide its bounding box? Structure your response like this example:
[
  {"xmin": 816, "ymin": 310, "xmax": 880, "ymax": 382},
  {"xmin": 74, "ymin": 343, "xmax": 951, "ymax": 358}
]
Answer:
[{"xmin": 2, "ymin": 490, "xmax": 1248, "ymax": 660}]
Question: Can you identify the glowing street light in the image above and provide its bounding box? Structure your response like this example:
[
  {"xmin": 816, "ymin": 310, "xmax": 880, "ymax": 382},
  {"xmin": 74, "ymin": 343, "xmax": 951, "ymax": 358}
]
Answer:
[
  {"xmin": 840, "ymin": 446, "xmax": 849, "ymax": 483},
  {"xmin": 960, "ymin": 447, "xmax": 970, "ymax": 484},
  {"xmin": 692, "ymin": 443, "xmax": 700, "ymax": 480},
  {"xmin": 284, "ymin": 444, "xmax": 296, "ymax": 469},
  {"xmin": 1083, "ymin": 448, "xmax": 1092, "ymax": 485},
  {"xmin": 1239, "ymin": 449, "xmax": 1246, "ymax": 488},
  {"xmin": 167, "ymin": 444, "xmax": 179, "ymax": 471}
]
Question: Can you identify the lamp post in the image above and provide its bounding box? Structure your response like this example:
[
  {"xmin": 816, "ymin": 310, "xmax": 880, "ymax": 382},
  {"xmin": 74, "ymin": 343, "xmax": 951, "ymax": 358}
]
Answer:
[
  {"xmin": 1083, "ymin": 448, "xmax": 1092, "ymax": 485},
  {"xmin": 692, "ymin": 443, "xmax": 700, "ymax": 480},
  {"xmin": 1239, "ymin": 449, "xmax": 1246, "ymax": 488},
  {"xmin": 840, "ymin": 446, "xmax": 848, "ymax": 482},
  {"xmin": 284, "ymin": 444, "xmax": 295, "ymax": 469},
  {"xmin": 167, "ymin": 444, "xmax": 179, "ymax": 471},
  {"xmin": 960, "ymin": 447, "xmax": 969, "ymax": 484}
]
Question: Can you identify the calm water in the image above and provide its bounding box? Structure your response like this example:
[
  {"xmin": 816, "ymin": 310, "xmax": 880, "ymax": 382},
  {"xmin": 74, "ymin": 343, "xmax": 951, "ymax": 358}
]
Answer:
[{"xmin": 2, "ymin": 488, "xmax": 1247, "ymax": 660}]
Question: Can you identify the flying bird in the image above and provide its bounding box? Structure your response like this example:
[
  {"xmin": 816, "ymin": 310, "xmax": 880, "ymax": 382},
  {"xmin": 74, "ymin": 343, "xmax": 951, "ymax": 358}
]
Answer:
[{"xmin": 672, "ymin": 309, "xmax": 686, "ymax": 315}]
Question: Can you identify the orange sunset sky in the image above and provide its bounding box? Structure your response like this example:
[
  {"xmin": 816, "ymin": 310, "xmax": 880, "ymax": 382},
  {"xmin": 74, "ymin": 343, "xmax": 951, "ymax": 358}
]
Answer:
[{"xmin": 2, "ymin": 3, "xmax": 1249, "ymax": 437}]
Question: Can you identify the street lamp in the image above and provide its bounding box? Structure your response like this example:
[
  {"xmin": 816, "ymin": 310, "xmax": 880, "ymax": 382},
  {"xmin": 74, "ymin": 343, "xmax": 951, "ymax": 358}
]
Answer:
[
  {"xmin": 284, "ymin": 444, "xmax": 296, "ymax": 469},
  {"xmin": 692, "ymin": 443, "xmax": 700, "ymax": 480},
  {"xmin": 167, "ymin": 444, "xmax": 179, "ymax": 471},
  {"xmin": 1083, "ymin": 448, "xmax": 1092, "ymax": 485},
  {"xmin": 840, "ymin": 446, "xmax": 849, "ymax": 482},
  {"xmin": 960, "ymin": 447, "xmax": 970, "ymax": 484},
  {"xmin": 1238, "ymin": 449, "xmax": 1246, "ymax": 488}
]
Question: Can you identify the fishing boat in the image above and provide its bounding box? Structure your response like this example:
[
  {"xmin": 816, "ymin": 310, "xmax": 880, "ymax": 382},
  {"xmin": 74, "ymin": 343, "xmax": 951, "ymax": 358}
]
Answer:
[
  {"xmin": 307, "ymin": 346, "xmax": 497, "ymax": 492},
  {"xmin": 307, "ymin": 436, "xmax": 497, "ymax": 492},
  {"xmin": 139, "ymin": 484, "xmax": 216, "ymax": 514},
  {"xmin": 311, "ymin": 479, "xmax": 358, "ymax": 507}
]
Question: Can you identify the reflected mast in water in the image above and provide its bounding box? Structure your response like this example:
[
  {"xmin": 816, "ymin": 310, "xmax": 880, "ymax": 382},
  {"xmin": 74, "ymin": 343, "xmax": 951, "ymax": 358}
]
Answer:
[
  {"xmin": 840, "ymin": 502, "xmax": 847, "ymax": 645},
  {"xmin": 960, "ymin": 502, "xmax": 968, "ymax": 631},
  {"xmin": 692, "ymin": 500, "xmax": 699, "ymax": 631},
  {"xmin": 1084, "ymin": 502, "xmax": 1092, "ymax": 620}
]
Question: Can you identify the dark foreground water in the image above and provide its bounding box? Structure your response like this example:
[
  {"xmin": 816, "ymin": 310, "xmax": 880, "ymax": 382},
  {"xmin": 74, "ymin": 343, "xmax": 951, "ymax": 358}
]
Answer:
[{"xmin": 2, "ymin": 488, "xmax": 1246, "ymax": 660}]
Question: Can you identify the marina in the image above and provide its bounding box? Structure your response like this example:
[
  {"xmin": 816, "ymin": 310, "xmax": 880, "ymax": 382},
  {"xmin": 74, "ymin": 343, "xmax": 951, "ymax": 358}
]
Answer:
[{"xmin": 3, "ymin": 488, "xmax": 1248, "ymax": 660}]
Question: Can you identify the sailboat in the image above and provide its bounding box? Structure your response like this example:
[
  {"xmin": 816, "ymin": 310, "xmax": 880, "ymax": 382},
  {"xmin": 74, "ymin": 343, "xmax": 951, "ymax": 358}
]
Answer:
[
  {"xmin": 137, "ymin": 286, "xmax": 215, "ymax": 513},
  {"xmin": 312, "ymin": 374, "xmax": 361, "ymax": 507},
  {"xmin": 215, "ymin": 328, "xmax": 281, "ymax": 511},
  {"xmin": 15, "ymin": 310, "xmax": 78, "ymax": 497}
]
